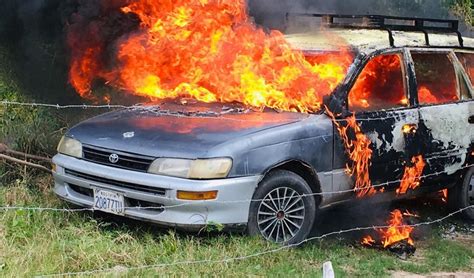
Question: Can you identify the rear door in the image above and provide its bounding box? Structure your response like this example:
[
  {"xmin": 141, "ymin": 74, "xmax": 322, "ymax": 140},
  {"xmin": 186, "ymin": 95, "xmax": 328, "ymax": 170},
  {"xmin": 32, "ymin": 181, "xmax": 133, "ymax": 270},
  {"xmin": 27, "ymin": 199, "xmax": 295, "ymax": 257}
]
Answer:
[
  {"xmin": 409, "ymin": 50, "xmax": 474, "ymax": 186},
  {"xmin": 341, "ymin": 50, "xmax": 420, "ymax": 194}
]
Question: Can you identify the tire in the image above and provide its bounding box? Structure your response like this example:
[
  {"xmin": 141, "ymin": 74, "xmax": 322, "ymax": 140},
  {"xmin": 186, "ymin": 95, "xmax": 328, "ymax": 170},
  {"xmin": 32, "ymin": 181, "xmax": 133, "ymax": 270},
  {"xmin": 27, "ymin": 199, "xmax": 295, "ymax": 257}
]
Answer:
[
  {"xmin": 247, "ymin": 170, "xmax": 317, "ymax": 245},
  {"xmin": 448, "ymin": 167, "xmax": 474, "ymax": 221}
]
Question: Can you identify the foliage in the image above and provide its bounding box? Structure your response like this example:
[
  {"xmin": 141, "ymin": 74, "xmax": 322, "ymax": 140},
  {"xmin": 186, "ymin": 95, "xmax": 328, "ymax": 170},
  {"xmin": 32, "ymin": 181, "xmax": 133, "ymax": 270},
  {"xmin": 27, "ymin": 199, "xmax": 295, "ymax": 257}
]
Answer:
[
  {"xmin": 0, "ymin": 45, "xmax": 64, "ymax": 184},
  {"xmin": 449, "ymin": 0, "xmax": 474, "ymax": 26}
]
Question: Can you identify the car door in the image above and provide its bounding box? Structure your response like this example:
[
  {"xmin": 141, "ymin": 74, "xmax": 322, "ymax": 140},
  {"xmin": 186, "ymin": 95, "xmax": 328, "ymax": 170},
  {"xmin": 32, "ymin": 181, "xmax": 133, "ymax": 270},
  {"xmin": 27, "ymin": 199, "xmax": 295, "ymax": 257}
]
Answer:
[
  {"xmin": 410, "ymin": 49, "xmax": 474, "ymax": 187},
  {"xmin": 335, "ymin": 50, "xmax": 420, "ymax": 195}
]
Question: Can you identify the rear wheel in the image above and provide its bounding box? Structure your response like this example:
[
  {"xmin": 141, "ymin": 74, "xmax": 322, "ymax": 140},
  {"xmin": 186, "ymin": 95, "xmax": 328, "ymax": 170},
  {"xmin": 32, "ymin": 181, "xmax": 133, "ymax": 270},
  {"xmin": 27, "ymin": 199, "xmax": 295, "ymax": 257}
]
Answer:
[
  {"xmin": 247, "ymin": 170, "xmax": 317, "ymax": 245},
  {"xmin": 449, "ymin": 167, "xmax": 474, "ymax": 220}
]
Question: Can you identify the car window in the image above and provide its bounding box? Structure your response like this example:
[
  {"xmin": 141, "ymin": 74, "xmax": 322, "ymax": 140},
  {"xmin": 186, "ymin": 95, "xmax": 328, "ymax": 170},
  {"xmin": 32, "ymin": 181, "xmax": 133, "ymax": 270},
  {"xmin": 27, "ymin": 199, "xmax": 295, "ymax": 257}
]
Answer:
[
  {"xmin": 349, "ymin": 53, "xmax": 407, "ymax": 112},
  {"xmin": 411, "ymin": 52, "xmax": 459, "ymax": 105},
  {"xmin": 455, "ymin": 52, "xmax": 474, "ymax": 99}
]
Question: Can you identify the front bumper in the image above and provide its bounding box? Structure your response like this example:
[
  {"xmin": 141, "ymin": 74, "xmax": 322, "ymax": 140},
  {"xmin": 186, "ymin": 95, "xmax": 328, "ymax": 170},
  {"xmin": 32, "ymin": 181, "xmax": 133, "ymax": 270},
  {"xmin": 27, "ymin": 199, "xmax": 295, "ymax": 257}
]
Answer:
[{"xmin": 52, "ymin": 154, "xmax": 261, "ymax": 230}]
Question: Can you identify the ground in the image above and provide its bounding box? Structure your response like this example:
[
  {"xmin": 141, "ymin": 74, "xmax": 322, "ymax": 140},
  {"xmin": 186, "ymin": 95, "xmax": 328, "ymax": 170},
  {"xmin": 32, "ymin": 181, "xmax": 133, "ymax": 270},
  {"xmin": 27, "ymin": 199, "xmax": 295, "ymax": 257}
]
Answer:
[{"xmin": 0, "ymin": 176, "xmax": 472, "ymax": 277}]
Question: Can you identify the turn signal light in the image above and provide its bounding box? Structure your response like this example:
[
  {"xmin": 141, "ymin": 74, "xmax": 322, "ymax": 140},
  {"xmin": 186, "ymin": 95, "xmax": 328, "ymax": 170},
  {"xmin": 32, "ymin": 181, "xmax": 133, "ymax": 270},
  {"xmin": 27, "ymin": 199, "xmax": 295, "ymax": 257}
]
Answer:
[{"xmin": 177, "ymin": 191, "xmax": 218, "ymax": 200}]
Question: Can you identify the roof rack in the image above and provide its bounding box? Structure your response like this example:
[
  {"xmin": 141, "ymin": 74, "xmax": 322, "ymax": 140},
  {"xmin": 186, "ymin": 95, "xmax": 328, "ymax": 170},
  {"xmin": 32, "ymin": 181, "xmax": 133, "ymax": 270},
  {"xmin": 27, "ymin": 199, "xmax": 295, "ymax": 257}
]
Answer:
[{"xmin": 286, "ymin": 13, "xmax": 464, "ymax": 47}]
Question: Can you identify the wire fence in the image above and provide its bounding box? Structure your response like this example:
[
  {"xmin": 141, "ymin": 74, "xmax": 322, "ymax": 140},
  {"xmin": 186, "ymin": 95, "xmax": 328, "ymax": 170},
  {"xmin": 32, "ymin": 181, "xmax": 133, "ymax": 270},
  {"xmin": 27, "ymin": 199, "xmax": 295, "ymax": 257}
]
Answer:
[
  {"xmin": 0, "ymin": 100, "xmax": 427, "ymax": 122},
  {"xmin": 30, "ymin": 204, "xmax": 473, "ymax": 277},
  {"xmin": 0, "ymin": 163, "xmax": 471, "ymax": 212}
]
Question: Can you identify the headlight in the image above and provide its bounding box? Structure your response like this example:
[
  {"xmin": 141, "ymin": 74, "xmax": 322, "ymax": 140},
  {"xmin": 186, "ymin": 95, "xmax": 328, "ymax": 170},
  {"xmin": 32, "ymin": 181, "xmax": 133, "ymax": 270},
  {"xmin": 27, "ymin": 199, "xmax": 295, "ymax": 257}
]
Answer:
[
  {"xmin": 148, "ymin": 158, "xmax": 232, "ymax": 179},
  {"xmin": 57, "ymin": 136, "xmax": 82, "ymax": 158}
]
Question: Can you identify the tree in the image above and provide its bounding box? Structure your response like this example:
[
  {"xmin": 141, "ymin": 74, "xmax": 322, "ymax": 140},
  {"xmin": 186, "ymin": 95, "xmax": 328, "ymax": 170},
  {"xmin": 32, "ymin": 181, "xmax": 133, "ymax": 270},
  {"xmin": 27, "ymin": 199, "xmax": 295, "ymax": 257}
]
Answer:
[{"xmin": 449, "ymin": 0, "xmax": 473, "ymax": 26}]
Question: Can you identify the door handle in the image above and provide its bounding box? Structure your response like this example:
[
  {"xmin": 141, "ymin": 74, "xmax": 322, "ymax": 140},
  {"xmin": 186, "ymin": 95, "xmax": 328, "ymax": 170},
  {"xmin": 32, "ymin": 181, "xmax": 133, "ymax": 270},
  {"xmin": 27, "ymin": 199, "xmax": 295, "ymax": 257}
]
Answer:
[
  {"xmin": 469, "ymin": 115, "xmax": 474, "ymax": 124},
  {"xmin": 402, "ymin": 123, "xmax": 418, "ymax": 134}
]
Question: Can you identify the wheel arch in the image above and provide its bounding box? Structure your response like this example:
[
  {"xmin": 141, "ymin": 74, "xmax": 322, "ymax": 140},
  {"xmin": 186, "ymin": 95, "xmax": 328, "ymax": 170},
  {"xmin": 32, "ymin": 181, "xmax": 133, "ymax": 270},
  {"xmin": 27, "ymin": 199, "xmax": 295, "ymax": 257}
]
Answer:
[{"xmin": 261, "ymin": 159, "xmax": 322, "ymax": 205}]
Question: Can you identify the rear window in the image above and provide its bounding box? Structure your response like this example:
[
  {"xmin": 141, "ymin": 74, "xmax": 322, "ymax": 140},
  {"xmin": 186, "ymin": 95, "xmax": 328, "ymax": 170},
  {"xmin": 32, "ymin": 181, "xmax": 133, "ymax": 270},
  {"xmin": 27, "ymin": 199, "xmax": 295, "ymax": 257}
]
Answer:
[
  {"xmin": 411, "ymin": 52, "xmax": 459, "ymax": 105},
  {"xmin": 455, "ymin": 52, "xmax": 474, "ymax": 88}
]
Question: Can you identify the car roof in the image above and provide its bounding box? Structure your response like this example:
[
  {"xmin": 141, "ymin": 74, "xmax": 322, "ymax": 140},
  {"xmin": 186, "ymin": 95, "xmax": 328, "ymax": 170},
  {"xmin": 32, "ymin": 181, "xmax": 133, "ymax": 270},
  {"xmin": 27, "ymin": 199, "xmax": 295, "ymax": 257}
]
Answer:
[{"xmin": 285, "ymin": 28, "xmax": 474, "ymax": 55}]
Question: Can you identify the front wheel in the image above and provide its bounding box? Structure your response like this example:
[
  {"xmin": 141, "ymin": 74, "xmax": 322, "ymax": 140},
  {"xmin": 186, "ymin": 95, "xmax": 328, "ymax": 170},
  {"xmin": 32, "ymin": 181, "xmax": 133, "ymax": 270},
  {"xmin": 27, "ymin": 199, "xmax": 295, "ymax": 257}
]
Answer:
[
  {"xmin": 449, "ymin": 167, "xmax": 474, "ymax": 221},
  {"xmin": 247, "ymin": 170, "xmax": 317, "ymax": 245}
]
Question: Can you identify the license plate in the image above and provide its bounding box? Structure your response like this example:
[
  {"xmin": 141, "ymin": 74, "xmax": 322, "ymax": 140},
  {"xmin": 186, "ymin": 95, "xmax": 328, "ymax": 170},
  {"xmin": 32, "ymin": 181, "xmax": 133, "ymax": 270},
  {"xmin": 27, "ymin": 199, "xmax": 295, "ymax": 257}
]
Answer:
[{"xmin": 93, "ymin": 188, "xmax": 125, "ymax": 215}]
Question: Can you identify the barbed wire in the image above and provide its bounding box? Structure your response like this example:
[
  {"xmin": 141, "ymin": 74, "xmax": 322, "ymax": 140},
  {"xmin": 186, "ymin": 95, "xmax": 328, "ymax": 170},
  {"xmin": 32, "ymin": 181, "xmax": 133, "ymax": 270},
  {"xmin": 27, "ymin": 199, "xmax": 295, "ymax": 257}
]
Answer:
[
  {"xmin": 0, "ymin": 100, "xmax": 129, "ymax": 109},
  {"xmin": 1, "ymin": 163, "xmax": 472, "ymax": 212},
  {"xmin": 0, "ymin": 100, "xmax": 430, "ymax": 122},
  {"xmin": 36, "ymin": 204, "xmax": 474, "ymax": 277}
]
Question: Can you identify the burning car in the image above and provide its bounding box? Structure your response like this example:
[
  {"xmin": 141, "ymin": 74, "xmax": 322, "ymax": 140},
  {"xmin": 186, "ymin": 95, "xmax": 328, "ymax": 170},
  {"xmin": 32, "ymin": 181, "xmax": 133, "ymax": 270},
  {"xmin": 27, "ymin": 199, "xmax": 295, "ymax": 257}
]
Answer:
[{"xmin": 53, "ymin": 12, "xmax": 474, "ymax": 245}]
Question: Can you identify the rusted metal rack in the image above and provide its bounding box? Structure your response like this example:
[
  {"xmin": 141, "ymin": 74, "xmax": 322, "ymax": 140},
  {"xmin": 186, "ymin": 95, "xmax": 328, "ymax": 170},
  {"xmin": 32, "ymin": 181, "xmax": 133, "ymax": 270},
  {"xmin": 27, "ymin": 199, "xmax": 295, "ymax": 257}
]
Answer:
[{"xmin": 286, "ymin": 13, "xmax": 464, "ymax": 47}]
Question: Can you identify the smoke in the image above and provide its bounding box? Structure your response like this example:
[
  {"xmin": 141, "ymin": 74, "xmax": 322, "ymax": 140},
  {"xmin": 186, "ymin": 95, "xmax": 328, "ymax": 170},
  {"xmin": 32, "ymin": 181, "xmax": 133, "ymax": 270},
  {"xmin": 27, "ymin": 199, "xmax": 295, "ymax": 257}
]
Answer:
[
  {"xmin": 248, "ymin": 0, "xmax": 454, "ymax": 31},
  {"xmin": 0, "ymin": 0, "xmax": 467, "ymax": 103}
]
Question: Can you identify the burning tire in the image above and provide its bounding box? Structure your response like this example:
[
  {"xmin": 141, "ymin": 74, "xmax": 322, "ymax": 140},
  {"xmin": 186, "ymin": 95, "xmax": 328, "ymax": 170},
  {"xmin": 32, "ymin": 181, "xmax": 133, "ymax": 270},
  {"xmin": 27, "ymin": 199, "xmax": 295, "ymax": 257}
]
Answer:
[
  {"xmin": 247, "ymin": 170, "xmax": 316, "ymax": 245},
  {"xmin": 449, "ymin": 167, "xmax": 474, "ymax": 221}
]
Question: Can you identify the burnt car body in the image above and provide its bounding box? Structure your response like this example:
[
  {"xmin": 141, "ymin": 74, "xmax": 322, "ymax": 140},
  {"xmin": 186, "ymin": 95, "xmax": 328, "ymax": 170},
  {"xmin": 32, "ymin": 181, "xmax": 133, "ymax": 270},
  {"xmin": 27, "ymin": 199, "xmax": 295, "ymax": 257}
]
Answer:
[{"xmin": 53, "ymin": 15, "xmax": 474, "ymax": 244}]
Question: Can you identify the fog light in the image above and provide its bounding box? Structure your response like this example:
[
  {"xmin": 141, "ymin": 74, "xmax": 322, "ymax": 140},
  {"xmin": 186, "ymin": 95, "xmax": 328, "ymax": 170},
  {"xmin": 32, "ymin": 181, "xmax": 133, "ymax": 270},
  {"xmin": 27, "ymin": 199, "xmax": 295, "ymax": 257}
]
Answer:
[
  {"xmin": 177, "ymin": 191, "xmax": 218, "ymax": 200},
  {"xmin": 51, "ymin": 164, "xmax": 57, "ymax": 173}
]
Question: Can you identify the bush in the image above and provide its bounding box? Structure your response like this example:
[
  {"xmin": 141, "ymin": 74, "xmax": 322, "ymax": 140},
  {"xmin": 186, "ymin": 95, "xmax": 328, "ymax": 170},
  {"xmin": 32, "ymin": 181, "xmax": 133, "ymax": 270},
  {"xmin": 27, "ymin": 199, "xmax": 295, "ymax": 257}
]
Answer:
[
  {"xmin": 0, "ymin": 45, "xmax": 63, "ymax": 184},
  {"xmin": 449, "ymin": 0, "xmax": 473, "ymax": 26}
]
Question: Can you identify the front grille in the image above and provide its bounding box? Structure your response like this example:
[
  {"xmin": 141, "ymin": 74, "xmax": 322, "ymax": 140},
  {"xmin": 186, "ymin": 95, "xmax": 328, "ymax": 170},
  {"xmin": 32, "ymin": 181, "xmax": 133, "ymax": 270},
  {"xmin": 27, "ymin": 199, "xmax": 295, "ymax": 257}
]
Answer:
[
  {"xmin": 69, "ymin": 183, "xmax": 93, "ymax": 197},
  {"xmin": 82, "ymin": 145, "xmax": 154, "ymax": 172},
  {"xmin": 65, "ymin": 169, "xmax": 166, "ymax": 195}
]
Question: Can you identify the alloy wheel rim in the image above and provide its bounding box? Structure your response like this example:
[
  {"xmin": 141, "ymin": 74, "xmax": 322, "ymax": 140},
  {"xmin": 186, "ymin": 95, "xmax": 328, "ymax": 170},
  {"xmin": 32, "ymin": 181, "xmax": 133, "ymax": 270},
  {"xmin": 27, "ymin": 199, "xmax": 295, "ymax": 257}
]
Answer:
[{"xmin": 257, "ymin": 187, "xmax": 305, "ymax": 243}]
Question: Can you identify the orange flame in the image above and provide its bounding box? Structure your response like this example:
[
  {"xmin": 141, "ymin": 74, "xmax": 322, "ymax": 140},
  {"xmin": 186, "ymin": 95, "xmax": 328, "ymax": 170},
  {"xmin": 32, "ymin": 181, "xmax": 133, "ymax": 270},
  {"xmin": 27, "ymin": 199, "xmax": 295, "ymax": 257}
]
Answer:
[
  {"xmin": 362, "ymin": 235, "xmax": 376, "ymax": 246},
  {"xmin": 396, "ymin": 155, "xmax": 426, "ymax": 195},
  {"xmin": 362, "ymin": 209, "xmax": 415, "ymax": 248},
  {"xmin": 68, "ymin": 0, "xmax": 353, "ymax": 112},
  {"xmin": 380, "ymin": 209, "xmax": 414, "ymax": 248},
  {"xmin": 440, "ymin": 189, "xmax": 448, "ymax": 203},
  {"xmin": 418, "ymin": 86, "xmax": 439, "ymax": 104},
  {"xmin": 327, "ymin": 110, "xmax": 376, "ymax": 198}
]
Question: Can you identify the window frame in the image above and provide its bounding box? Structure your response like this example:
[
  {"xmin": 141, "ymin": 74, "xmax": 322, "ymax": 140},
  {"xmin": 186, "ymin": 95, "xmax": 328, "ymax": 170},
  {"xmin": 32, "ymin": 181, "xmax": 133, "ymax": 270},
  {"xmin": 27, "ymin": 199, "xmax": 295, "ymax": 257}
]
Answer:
[
  {"xmin": 344, "ymin": 48, "xmax": 411, "ymax": 115},
  {"xmin": 406, "ymin": 48, "xmax": 473, "ymax": 107},
  {"xmin": 452, "ymin": 50, "xmax": 474, "ymax": 99}
]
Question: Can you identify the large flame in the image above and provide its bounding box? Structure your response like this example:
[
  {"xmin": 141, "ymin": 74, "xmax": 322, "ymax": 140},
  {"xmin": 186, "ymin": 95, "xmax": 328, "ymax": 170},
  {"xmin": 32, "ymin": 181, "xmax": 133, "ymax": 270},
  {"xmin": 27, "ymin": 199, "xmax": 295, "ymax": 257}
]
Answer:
[
  {"xmin": 327, "ymin": 110, "xmax": 376, "ymax": 198},
  {"xmin": 68, "ymin": 0, "xmax": 353, "ymax": 113}
]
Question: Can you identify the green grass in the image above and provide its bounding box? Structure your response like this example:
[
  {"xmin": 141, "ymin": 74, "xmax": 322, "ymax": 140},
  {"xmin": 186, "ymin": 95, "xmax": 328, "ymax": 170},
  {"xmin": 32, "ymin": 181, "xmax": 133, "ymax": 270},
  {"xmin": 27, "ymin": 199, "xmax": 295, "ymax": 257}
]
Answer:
[{"xmin": 0, "ymin": 179, "xmax": 472, "ymax": 277}]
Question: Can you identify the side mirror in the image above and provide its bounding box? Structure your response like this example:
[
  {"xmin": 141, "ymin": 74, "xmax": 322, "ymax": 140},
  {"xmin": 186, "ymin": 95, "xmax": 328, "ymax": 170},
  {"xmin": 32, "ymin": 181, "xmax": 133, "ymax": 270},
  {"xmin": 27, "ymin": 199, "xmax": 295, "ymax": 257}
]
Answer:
[{"xmin": 323, "ymin": 94, "xmax": 346, "ymax": 117}]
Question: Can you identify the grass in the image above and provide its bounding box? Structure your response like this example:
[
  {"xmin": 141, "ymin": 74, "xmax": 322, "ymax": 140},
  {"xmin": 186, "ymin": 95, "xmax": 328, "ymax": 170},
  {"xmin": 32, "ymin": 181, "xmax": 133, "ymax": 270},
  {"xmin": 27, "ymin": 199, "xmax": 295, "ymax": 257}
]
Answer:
[{"xmin": 0, "ymin": 178, "xmax": 472, "ymax": 277}]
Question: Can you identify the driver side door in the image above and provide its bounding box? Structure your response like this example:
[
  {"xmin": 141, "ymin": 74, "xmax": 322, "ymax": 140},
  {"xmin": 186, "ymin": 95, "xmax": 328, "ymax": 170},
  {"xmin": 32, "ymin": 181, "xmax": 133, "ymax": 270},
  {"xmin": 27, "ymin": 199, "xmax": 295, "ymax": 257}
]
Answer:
[{"xmin": 334, "ymin": 50, "xmax": 420, "ymax": 196}]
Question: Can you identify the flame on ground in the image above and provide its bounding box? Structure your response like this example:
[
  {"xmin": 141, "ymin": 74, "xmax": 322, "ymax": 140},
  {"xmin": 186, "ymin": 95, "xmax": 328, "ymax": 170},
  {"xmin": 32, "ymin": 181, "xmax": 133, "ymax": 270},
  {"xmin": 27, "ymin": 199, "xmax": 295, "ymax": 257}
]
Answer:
[
  {"xmin": 362, "ymin": 209, "xmax": 415, "ymax": 248},
  {"xmin": 68, "ymin": 0, "xmax": 353, "ymax": 113}
]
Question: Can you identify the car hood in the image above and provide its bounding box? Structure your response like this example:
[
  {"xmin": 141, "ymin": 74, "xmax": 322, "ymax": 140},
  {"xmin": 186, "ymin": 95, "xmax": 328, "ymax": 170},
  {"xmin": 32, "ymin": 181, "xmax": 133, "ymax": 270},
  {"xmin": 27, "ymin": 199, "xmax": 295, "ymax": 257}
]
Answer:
[{"xmin": 68, "ymin": 103, "xmax": 310, "ymax": 158}]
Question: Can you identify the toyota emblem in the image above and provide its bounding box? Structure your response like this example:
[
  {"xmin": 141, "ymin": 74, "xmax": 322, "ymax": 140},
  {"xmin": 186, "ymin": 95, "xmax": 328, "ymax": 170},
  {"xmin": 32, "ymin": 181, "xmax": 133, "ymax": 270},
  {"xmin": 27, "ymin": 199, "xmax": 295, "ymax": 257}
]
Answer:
[{"xmin": 109, "ymin": 153, "xmax": 120, "ymax": 164}]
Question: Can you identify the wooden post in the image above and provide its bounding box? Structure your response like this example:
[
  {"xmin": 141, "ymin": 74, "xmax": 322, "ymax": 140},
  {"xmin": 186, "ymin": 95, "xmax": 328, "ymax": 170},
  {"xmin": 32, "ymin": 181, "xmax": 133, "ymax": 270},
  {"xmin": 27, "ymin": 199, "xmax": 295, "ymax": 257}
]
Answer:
[{"xmin": 323, "ymin": 261, "xmax": 335, "ymax": 278}]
